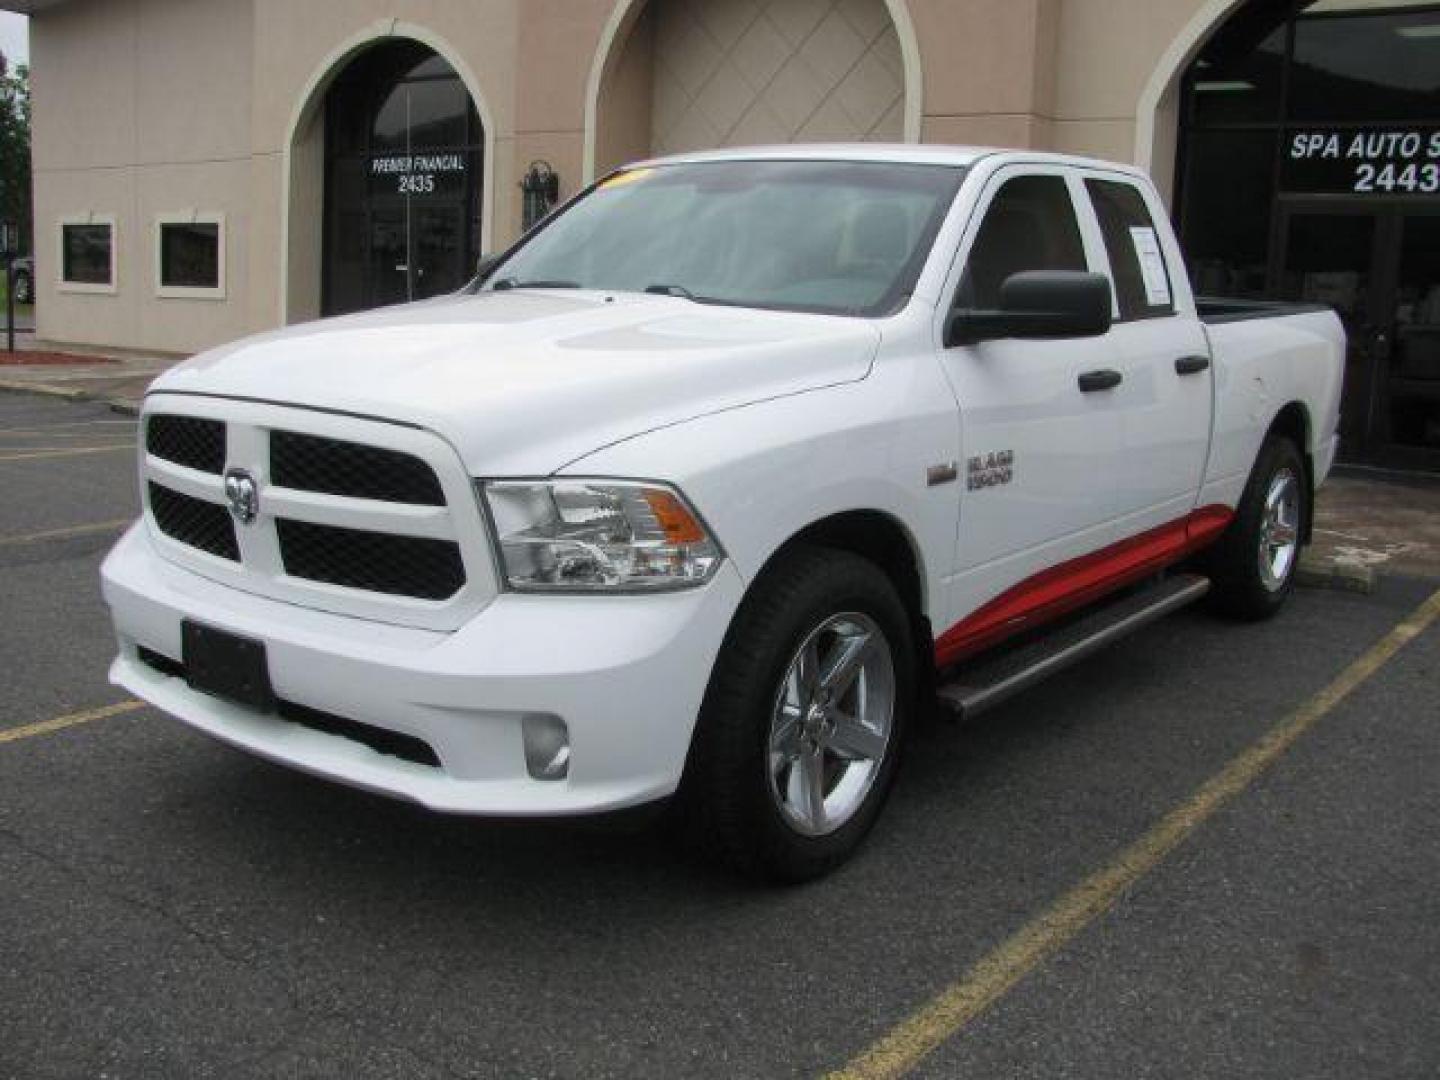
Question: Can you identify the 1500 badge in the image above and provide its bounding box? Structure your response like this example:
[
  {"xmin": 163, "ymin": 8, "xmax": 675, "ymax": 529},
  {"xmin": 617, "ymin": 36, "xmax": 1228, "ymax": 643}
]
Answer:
[{"xmin": 967, "ymin": 450, "xmax": 1014, "ymax": 490}]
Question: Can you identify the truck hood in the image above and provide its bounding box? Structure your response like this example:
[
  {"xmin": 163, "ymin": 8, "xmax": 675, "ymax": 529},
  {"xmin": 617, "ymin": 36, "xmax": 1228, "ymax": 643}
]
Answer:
[{"xmin": 152, "ymin": 290, "xmax": 881, "ymax": 474}]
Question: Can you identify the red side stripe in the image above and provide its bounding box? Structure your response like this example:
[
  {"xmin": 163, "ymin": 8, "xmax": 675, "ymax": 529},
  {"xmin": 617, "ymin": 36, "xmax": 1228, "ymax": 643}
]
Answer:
[{"xmin": 933, "ymin": 504, "xmax": 1235, "ymax": 668}]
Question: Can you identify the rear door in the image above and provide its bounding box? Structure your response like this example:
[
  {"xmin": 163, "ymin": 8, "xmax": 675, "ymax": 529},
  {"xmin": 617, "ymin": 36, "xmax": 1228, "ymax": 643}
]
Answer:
[
  {"xmin": 935, "ymin": 165, "xmax": 1124, "ymax": 625},
  {"xmin": 1077, "ymin": 173, "xmax": 1212, "ymax": 531}
]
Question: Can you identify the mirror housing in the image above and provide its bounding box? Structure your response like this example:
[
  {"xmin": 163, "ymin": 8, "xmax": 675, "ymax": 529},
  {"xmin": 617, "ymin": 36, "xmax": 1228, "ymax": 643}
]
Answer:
[{"xmin": 946, "ymin": 271, "xmax": 1113, "ymax": 347}]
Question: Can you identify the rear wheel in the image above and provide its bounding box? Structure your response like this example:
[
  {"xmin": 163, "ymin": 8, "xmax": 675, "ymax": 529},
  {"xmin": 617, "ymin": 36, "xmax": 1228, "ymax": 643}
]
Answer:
[
  {"xmin": 1207, "ymin": 435, "xmax": 1307, "ymax": 620},
  {"xmin": 678, "ymin": 546, "xmax": 914, "ymax": 882}
]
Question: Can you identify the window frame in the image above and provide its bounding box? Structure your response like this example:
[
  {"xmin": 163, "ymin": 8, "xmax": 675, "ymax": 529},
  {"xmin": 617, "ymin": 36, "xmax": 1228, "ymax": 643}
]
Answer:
[
  {"xmin": 154, "ymin": 212, "xmax": 227, "ymax": 300},
  {"xmin": 57, "ymin": 214, "xmax": 118, "ymax": 295},
  {"xmin": 942, "ymin": 164, "xmax": 1109, "ymax": 325}
]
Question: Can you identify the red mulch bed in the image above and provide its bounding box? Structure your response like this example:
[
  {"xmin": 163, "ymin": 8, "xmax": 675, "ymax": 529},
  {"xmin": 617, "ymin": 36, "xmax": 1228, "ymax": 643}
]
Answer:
[{"xmin": 0, "ymin": 351, "xmax": 120, "ymax": 366}]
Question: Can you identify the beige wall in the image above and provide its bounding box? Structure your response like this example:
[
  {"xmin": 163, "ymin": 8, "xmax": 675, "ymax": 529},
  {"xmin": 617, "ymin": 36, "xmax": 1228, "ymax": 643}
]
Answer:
[{"xmin": 27, "ymin": 0, "xmax": 1233, "ymax": 354}]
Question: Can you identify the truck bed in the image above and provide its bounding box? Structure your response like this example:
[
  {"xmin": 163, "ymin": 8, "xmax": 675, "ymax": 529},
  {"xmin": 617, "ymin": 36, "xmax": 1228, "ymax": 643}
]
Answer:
[{"xmin": 1197, "ymin": 297, "xmax": 1334, "ymax": 325}]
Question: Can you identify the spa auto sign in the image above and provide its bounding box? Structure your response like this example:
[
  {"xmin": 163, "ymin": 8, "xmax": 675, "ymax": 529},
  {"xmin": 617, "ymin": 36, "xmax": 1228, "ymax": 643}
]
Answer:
[{"xmin": 1283, "ymin": 127, "xmax": 1440, "ymax": 195}]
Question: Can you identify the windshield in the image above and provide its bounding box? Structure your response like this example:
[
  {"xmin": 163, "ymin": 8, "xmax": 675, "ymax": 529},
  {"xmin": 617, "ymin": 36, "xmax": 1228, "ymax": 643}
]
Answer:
[{"xmin": 483, "ymin": 160, "xmax": 965, "ymax": 317}]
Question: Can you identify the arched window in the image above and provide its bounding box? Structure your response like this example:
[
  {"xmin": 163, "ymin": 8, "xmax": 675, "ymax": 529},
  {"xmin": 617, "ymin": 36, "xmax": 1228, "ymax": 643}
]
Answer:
[{"xmin": 322, "ymin": 41, "xmax": 484, "ymax": 316}]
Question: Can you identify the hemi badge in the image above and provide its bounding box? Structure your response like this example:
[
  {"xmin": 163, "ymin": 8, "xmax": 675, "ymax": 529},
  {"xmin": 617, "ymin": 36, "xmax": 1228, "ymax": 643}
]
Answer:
[{"xmin": 926, "ymin": 462, "xmax": 959, "ymax": 487}]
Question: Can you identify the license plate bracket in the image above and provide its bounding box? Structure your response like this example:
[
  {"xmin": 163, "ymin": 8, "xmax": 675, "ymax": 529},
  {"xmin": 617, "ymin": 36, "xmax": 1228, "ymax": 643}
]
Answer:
[{"xmin": 181, "ymin": 621, "xmax": 275, "ymax": 712}]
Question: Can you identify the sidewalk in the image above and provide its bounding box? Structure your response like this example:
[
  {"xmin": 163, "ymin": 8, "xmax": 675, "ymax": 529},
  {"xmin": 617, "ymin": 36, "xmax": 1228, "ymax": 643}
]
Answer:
[{"xmin": 0, "ymin": 332, "xmax": 178, "ymax": 414}]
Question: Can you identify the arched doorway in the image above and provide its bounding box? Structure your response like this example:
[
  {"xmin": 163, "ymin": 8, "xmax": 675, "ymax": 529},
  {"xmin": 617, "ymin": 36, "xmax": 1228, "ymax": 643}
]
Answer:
[
  {"xmin": 587, "ymin": 0, "xmax": 921, "ymax": 179},
  {"xmin": 319, "ymin": 40, "xmax": 485, "ymax": 317},
  {"xmin": 1172, "ymin": 0, "xmax": 1440, "ymax": 469}
]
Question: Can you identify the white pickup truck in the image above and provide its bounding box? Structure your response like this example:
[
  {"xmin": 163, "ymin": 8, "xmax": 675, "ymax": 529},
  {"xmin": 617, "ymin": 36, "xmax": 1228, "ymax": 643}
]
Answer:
[{"xmin": 103, "ymin": 146, "xmax": 1344, "ymax": 881}]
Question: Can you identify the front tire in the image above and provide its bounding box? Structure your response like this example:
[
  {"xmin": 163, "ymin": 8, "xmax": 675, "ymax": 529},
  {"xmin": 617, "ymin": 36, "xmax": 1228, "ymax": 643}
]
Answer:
[
  {"xmin": 1207, "ymin": 435, "xmax": 1307, "ymax": 620},
  {"xmin": 678, "ymin": 546, "xmax": 915, "ymax": 883}
]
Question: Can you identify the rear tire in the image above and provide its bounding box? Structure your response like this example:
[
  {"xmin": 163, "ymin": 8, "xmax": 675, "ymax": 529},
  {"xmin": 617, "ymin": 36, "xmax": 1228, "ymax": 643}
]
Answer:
[
  {"xmin": 1206, "ymin": 435, "xmax": 1307, "ymax": 621},
  {"xmin": 677, "ymin": 546, "xmax": 915, "ymax": 883}
]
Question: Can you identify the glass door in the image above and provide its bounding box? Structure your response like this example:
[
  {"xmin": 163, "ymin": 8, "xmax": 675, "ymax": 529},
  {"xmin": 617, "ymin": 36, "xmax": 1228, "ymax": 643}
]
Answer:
[
  {"xmin": 1275, "ymin": 207, "xmax": 1381, "ymax": 453},
  {"xmin": 1386, "ymin": 212, "xmax": 1440, "ymax": 462}
]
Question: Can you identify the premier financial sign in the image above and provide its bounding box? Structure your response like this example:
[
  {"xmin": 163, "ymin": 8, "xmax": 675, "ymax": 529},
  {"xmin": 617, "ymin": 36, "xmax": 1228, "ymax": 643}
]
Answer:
[
  {"xmin": 368, "ymin": 153, "xmax": 470, "ymax": 197},
  {"xmin": 1283, "ymin": 127, "xmax": 1440, "ymax": 195}
]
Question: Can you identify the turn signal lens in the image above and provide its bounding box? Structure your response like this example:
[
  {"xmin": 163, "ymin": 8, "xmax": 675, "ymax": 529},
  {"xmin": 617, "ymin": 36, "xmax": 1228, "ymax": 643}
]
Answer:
[
  {"xmin": 480, "ymin": 479, "xmax": 722, "ymax": 592},
  {"xmin": 641, "ymin": 488, "xmax": 708, "ymax": 545}
]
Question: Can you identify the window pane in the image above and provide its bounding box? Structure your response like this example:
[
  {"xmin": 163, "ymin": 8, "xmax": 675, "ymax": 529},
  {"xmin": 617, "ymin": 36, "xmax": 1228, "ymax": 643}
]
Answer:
[
  {"xmin": 962, "ymin": 175, "xmax": 1086, "ymax": 310},
  {"xmin": 1087, "ymin": 179, "xmax": 1176, "ymax": 320},
  {"xmin": 160, "ymin": 222, "xmax": 220, "ymax": 289},
  {"xmin": 1191, "ymin": 25, "xmax": 1286, "ymax": 126},
  {"xmin": 1180, "ymin": 129, "xmax": 1276, "ymax": 298},
  {"xmin": 62, "ymin": 224, "xmax": 112, "ymax": 285},
  {"xmin": 1291, "ymin": 10, "xmax": 1440, "ymax": 122}
]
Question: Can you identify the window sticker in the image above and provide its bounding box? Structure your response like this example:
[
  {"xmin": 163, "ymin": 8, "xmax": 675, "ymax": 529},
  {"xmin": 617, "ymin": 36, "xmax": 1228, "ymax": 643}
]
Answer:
[{"xmin": 1128, "ymin": 226, "xmax": 1172, "ymax": 308}]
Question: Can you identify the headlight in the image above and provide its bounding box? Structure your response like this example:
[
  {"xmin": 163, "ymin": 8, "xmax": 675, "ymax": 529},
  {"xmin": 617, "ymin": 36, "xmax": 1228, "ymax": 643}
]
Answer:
[{"xmin": 480, "ymin": 479, "xmax": 722, "ymax": 592}]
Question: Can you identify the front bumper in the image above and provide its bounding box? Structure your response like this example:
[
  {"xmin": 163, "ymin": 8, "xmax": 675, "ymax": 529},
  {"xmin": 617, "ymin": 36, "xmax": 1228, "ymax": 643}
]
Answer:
[{"xmin": 102, "ymin": 524, "xmax": 745, "ymax": 815}]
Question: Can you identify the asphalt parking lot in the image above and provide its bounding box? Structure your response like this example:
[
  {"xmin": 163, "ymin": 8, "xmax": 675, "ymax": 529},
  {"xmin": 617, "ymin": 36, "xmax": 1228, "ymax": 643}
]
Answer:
[{"xmin": 2, "ymin": 393, "xmax": 1438, "ymax": 1080}]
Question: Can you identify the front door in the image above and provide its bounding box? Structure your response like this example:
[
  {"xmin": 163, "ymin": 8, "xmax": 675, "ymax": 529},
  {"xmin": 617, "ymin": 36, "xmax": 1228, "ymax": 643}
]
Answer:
[{"xmin": 1277, "ymin": 203, "xmax": 1440, "ymax": 468}]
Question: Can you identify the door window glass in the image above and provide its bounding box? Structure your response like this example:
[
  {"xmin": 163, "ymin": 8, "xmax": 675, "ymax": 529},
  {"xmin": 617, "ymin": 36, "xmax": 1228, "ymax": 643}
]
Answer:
[
  {"xmin": 1085, "ymin": 178, "xmax": 1176, "ymax": 320},
  {"xmin": 960, "ymin": 175, "xmax": 1087, "ymax": 310}
]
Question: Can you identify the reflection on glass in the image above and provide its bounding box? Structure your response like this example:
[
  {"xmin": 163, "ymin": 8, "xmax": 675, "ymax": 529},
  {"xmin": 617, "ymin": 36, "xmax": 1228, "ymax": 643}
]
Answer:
[
  {"xmin": 1191, "ymin": 25, "xmax": 1286, "ymax": 125},
  {"xmin": 1181, "ymin": 130, "xmax": 1276, "ymax": 298},
  {"xmin": 61, "ymin": 224, "xmax": 112, "ymax": 285},
  {"xmin": 1291, "ymin": 10, "xmax": 1440, "ymax": 121}
]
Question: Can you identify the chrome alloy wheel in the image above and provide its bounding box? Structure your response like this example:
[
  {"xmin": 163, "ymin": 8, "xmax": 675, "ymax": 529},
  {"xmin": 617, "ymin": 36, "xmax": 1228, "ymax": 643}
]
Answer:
[
  {"xmin": 1258, "ymin": 467, "xmax": 1301, "ymax": 592},
  {"xmin": 766, "ymin": 612, "xmax": 896, "ymax": 838}
]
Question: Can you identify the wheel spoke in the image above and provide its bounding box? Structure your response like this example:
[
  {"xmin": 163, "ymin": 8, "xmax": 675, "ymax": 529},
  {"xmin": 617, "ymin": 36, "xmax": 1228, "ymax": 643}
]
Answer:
[
  {"xmin": 796, "ymin": 637, "xmax": 821, "ymax": 705},
  {"xmin": 770, "ymin": 706, "xmax": 802, "ymax": 762},
  {"xmin": 818, "ymin": 628, "xmax": 871, "ymax": 700},
  {"xmin": 828, "ymin": 710, "xmax": 886, "ymax": 762},
  {"xmin": 799, "ymin": 746, "xmax": 827, "ymax": 831}
]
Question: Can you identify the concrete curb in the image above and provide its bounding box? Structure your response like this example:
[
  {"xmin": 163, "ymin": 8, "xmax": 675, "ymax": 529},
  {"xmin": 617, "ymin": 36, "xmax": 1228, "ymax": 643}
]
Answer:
[
  {"xmin": 0, "ymin": 379, "xmax": 140, "ymax": 416},
  {"xmin": 1296, "ymin": 552, "xmax": 1377, "ymax": 595}
]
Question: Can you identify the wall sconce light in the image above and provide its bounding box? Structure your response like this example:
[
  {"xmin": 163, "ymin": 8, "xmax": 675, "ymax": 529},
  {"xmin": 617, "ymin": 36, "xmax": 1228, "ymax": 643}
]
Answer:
[{"xmin": 520, "ymin": 161, "xmax": 560, "ymax": 231}]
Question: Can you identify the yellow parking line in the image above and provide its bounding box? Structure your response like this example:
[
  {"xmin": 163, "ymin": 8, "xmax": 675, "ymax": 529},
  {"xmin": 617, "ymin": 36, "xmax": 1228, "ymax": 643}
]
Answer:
[
  {"xmin": 0, "ymin": 445, "xmax": 133, "ymax": 463},
  {"xmin": 828, "ymin": 584, "xmax": 1440, "ymax": 1080},
  {"xmin": 0, "ymin": 700, "xmax": 146, "ymax": 746},
  {"xmin": 0, "ymin": 518, "xmax": 132, "ymax": 547}
]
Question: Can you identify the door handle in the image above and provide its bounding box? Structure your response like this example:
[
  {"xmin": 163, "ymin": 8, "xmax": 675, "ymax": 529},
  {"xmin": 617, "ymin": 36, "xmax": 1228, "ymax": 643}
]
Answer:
[
  {"xmin": 1078, "ymin": 369, "xmax": 1123, "ymax": 392},
  {"xmin": 1175, "ymin": 354, "xmax": 1211, "ymax": 375}
]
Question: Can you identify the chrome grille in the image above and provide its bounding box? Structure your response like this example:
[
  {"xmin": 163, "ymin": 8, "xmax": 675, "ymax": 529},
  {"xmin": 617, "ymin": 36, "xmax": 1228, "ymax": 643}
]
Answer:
[{"xmin": 140, "ymin": 398, "xmax": 497, "ymax": 629}]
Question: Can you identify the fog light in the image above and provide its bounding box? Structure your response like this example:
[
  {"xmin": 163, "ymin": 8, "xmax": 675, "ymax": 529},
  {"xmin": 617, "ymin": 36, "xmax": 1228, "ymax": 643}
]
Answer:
[{"xmin": 523, "ymin": 714, "xmax": 570, "ymax": 781}]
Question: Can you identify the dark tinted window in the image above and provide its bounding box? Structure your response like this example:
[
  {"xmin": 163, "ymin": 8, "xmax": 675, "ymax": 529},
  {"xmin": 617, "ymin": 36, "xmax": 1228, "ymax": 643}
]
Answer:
[
  {"xmin": 961, "ymin": 175, "xmax": 1086, "ymax": 309},
  {"xmin": 61, "ymin": 223, "xmax": 112, "ymax": 285},
  {"xmin": 160, "ymin": 222, "xmax": 220, "ymax": 289},
  {"xmin": 1190, "ymin": 24, "xmax": 1287, "ymax": 126},
  {"xmin": 1086, "ymin": 178, "xmax": 1176, "ymax": 320},
  {"xmin": 1180, "ymin": 128, "xmax": 1276, "ymax": 299},
  {"xmin": 1291, "ymin": 9, "xmax": 1440, "ymax": 123}
]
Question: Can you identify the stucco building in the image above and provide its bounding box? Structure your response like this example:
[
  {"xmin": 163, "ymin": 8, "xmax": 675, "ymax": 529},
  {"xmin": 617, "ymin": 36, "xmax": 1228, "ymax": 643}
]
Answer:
[{"xmin": 4, "ymin": 0, "xmax": 1438, "ymax": 467}]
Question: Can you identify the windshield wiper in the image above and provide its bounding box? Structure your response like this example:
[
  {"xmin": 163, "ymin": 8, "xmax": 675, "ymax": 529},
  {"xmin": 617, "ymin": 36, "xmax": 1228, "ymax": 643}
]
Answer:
[
  {"xmin": 491, "ymin": 277, "xmax": 581, "ymax": 291},
  {"xmin": 644, "ymin": 283, "xmax": 696, "ymax": 300}
]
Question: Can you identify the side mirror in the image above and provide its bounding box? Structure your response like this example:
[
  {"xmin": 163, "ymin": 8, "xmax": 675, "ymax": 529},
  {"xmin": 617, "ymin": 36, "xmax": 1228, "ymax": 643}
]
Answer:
[
  {"xmin": 946, "ymin": 271, "xmax": 1113, "ymax": 347},
  {"xmin": 475, "ymin": 253, "xmax": 502, "ymax": 284}
]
